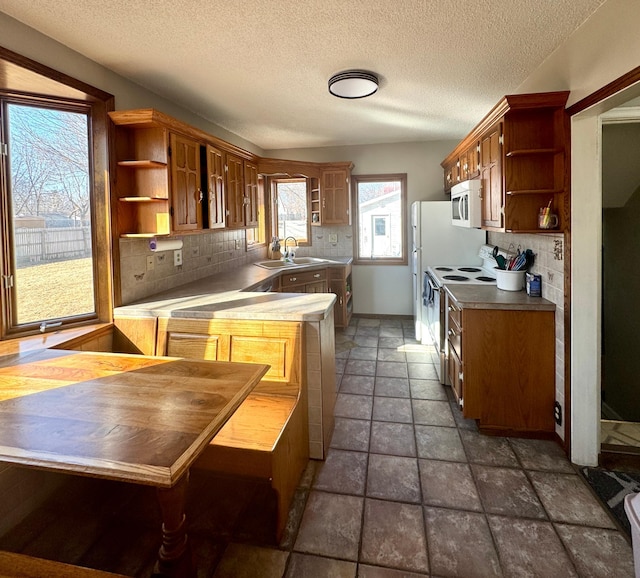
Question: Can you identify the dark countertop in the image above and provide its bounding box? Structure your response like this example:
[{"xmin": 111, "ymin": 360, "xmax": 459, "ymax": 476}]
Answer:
[
  {"xmin": 114, "ymin": 257, "xmax": 352, "ymax": 321},
  {"xmin": 444, "ymin": 284, "xmax": 556, "ymax": 311}
]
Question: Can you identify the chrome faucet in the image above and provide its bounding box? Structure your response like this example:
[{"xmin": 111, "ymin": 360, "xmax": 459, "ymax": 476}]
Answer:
[{"xmin": 283, "ymin": 236, "xmax": 298, "ymax": 261}]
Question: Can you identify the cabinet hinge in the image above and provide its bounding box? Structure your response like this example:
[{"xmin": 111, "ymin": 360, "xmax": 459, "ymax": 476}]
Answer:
[
  {"xmin": 0, "ymin": 143, "xmax": 7, "ymax": 156},
  {"xmin": 2, "ymin": 274, "xmax": 14, "ymax": 289}
]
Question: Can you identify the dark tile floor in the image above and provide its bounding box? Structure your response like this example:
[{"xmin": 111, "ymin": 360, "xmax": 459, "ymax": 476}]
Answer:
[{"xmin": 0, "ymin": 316, "xmax": 636, "ymax": 577}]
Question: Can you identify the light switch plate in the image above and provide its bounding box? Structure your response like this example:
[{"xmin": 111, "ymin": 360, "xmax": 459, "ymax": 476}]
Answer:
[
  {"xmin": 174, "ymin": 249, "xmax": 183, "ymax": 267},
  {"xmin": 146, "ymin": 256, "xmax": 155, "ymax": 271}
]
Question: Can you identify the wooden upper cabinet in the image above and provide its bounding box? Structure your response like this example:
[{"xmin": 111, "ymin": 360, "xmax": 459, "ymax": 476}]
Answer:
[
  {"xmin": 170, "ymin": 133, "xmax": 202, "ymax": 231},
  {"xmin": 244, "ymin": 160, "xmax": 259, "ymax": 228},
  {"xmin": 441, "ymin": 91, "xmax": 569, "ymax": 233},
  {"xmin": 225, "ymin": 153, "xmax": 245, "ymax": 228},
  {"xmin": 205, "ymin": 144, "xmax": 226, "ymax": 229},
  {"xmin": 321, "ymin": 168, "xmax": 351, "ymax": 225},
  {"xmin": 480, "ymin": 123, "xmax": 503, "ymax": 229}
]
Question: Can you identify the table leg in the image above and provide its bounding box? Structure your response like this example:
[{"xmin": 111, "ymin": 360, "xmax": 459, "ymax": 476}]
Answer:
[{"xmin": 152, "ymin": 471, "xmax": 193, "ymax": 578}]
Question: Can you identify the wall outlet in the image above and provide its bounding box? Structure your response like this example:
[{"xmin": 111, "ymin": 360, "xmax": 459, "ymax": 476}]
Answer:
[
  {"xmin": 554, "ymin": 401, "xmax": 563, "ymax": 426},
  {"xmin": 174, "ymin": 249, "xmax": 183, "ymax": 267},
  {"xmin": 329, "ymin": 234, "xmax": 338, "ymax": 243},
  {"xmin": 146, "ymin": 256, "xmax": 155, "ymax": 271},
  {"xmin": 235, "ymin": 239, "xmax": 242, "ymax": 250}
]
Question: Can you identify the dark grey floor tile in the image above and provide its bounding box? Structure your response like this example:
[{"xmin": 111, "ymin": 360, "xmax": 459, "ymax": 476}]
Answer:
[
  {"xmin": 472, "ymin": 465, "xmax": 546, "ymax": 518},
  {"xmin": 284, "ymin": 552, "xmax": 357, "ymax": 578},
  {"xmin": 459, "ymin": 430, "xmax": 519, "ymax": 467},
  {"xmin": 407, "ymin": 363, "xmax": 437, "ymax": 380},
  {"xmin": 555, "ymin": 523, "xmax": 635, "ymax": 578},
  {"xmin": 376, "ymin": 348, "xmax": 406, "ymax": 362},
  {"xmin": 450, "ymin": 402, "xmax": 479, "ymax": 431},
  {"xmin": 528, "ymin": 471, "xmax": 617, "ymax": 528},
  {"xmin": 335, "ymin": 393, "xmax": 373, "ymax": 420},
  {"xmin": 379, "ymin": 327, "xmax": 404, "ymax": 338},
  {"xmin": 279, "ymin": 488, "xmax": 309, "ymax": 550},
  {"xmin": 488, "ymin": 516, "xmax": 578, "ymax": 578},
  {"xmin": 356, "ymin": 326, "xmax": 380, "ymax": 337},
  {"xmin": 376, "ymin": 361, "xmax": 409, "ymax": 379},
  {"xmin": 414, "ymin": 425, "xmax": 466, "ymax": 462},
  {"xmin": 313, "ymin": 449, "xmax": 367, "ymax": 495},
  {"xmin": 340, "ymin": 374, "xmax": 375, "ymax": 395},
  {"xmin": 372, "ymin": 397, "xmax": 413, "ymax": 423},
  {"xmin": 335, "ymin": 358, "xmax": 347, "ymax": 374},
  {"xmin": 353, "ymin": 336, "xmax": 379, "ymax": 348},
  {"xmin": 509, "ymin": 438, "xmax": 575, "ymax": 473},
  {"xmin": 212, "ymin": 543, "xmax": 288, "ymax": 578},
  {"xmin": 419, "ymin": 460, "xmax": 482, "ymax": 511},
  {"xmin": 409, "ymin": 379, "xmax": 448, "ymax": 400},
  {"xmin": 370, "ymin": 421, "xmax": 416, "ymax": 457},
  {"xmin": 424, "ymin": 507, "xmax": 502, "ymax": 578},
  {"xmin": 350, "ymin": 347, "xmax": 378, "ymax": 361},
  {"xmin": 360, "ymin": 499, "xmax": 429, "ymax": 573},
  {"xmin": 378, "ymin": 337, "xmax": 405, "ymax": 349},
  {"xmin": 412, "ymin": 399, "xmax": 455, "ymax": 427},
  {"xmin": 345, "ymin": 359, "xmax": 377, "ymax": 376},
  {"xmin": 330, "ymin": 417, "xmax": 371, "ymax": 452},
  {"xmin": 367, "ymin": 454, "xmax": 421, "ymax": 503},
  {"xmin": 374, "ymin": 376, "xmax": 410, "ymax": 398},
  {"xmin": 298, "ymin": 460, "xmax": 318, "ymax": 489},
  {"xmin": 358, "ymin": 318, "xmax": 381, "ymax": 327},
  {"xmin": 294, "ymin": 491, "xmax": 363, "ymax": 560},
  {"xmin": 357, "ymin": 565, "xmax": 429, "ymax": 577}
]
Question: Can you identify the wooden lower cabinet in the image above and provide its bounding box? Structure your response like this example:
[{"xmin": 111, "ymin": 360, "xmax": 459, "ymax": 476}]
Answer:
[
  {"xmin": 156, "ymin": 318, "xmax": 301, "ymax": 387},
  {"xmin": 448, "ymin": 299, "xmax": 555, "ymax": 436},
  {"xmin": 279, "ymin": 269, "xmax": 327, "ymax": 293},
  {"xmin": 329, "ymin": 264, "xmax": 352, "ymax": 328}
]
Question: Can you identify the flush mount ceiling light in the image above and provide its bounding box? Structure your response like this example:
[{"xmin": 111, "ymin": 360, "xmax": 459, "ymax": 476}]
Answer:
[{"xmin": 328, "ymin": 70, "xmax": 379, "ymax": 99}]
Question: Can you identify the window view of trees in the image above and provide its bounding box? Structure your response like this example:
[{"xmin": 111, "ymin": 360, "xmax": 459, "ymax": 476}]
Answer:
[
  {"xmin": 5, "ymin": 103, "xmax": 95, "ymax": 325},
  {"xmin": 275, "ymin": 179, "xmax": 308, "ymax": 243}
]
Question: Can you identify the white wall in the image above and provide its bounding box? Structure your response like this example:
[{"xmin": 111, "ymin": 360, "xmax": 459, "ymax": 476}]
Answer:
[{"xmin": 266, "ymin": 140, "xmax": 458, "ymax": 315}]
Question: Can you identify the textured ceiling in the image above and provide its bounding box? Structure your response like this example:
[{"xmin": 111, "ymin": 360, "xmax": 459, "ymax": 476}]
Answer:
[{"xmin": 0, "ymin": 0, "xmax": 607, "ymax": 150}]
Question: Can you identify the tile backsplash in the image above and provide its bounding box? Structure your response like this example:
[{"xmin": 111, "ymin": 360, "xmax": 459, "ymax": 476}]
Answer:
[{"xmin": 488, "ymin": 231, "xmax": 566, "ymax": 440}]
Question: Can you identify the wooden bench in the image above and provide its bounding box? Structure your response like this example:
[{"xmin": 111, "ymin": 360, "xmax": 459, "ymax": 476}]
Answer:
[
  {"xmin": 155, "ymin": 318, "xmax": 310, "ymax": 542},
  {"xmin": 0, "ymin": 551, "xmax": 129, "ymax": 578}
]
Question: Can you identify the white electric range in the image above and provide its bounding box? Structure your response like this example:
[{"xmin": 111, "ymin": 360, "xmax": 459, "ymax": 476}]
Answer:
[{"xmin": 422, "ymin": 245, "xmax": 513, "ymax": 382}]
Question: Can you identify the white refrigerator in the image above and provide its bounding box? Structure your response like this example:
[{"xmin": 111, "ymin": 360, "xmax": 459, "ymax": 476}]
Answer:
[{"xmin": 411, "ymin": 201, "xmax": 486, "ymax": 341}]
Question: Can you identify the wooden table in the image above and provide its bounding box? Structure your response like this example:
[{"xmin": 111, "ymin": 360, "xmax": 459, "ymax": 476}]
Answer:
[{"xmin": 0, "ymin": 348, "xmax": 269, "ymax": 577}]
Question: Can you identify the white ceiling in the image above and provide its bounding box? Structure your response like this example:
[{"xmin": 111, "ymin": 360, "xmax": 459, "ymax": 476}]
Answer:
[{"xmin": 0, "ymin": 0, "xmax": 607, "ymax": 151}]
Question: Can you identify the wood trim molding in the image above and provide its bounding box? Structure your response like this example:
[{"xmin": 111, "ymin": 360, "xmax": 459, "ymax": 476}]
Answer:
[{"xmin": 567, "ymin": 65, "xmax": 640, "ymax": 117}]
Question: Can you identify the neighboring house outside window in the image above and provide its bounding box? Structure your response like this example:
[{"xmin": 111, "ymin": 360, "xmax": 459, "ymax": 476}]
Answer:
[{"xmin": 353, "ymin": 174, "xmax": 407, "ymax": 265}]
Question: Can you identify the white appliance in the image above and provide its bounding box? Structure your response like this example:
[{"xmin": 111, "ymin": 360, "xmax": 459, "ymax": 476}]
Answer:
[
  {"xmin": 411, "ymin": 201, "xmax": 485, "ymax": 348},
  {"xmin": 451, "ymin": 180, "xmax": 482, "ymax": 228},
  {"xmin": 425, "ymin": 244, "xmax": 514, "ymax": 383}
]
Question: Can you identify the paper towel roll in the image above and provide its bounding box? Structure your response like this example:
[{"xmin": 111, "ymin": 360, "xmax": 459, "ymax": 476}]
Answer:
[{"xmin": 149, "ymin": 238, "xmax": 183, "ymax": 252}]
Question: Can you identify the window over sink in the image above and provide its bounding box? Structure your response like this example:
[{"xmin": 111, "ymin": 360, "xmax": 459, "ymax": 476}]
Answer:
[{"xmin": 271, "ymin": 178, "xmax": 310, "ymax": 245}]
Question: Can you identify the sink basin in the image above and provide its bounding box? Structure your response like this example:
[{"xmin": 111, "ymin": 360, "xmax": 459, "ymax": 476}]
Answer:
[
  {"xmin": 291, "ymin": 257, "xmax": 328, "ymax": 265},
  {"xmin": 254, "ymin": 260, "xmax": 293, "ymax": 269},
  {"xmin": 254, "ymin": 257, "xmax": 330, "ymax": 269}
]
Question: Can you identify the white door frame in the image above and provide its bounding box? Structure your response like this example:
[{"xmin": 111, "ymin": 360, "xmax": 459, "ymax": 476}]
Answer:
[{"xmin": 570, "ymin": 89, "xmax": 640, "ymax": 465}]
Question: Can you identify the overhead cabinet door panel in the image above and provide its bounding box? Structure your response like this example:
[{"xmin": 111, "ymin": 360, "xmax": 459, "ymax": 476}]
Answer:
[{"xmin": 171, "ymin": 133, "xmax": 202, "ymax": 231}]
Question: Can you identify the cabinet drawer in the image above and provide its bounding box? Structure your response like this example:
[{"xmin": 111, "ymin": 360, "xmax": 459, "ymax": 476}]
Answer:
[
  {"xmin": 280, "ymin": 269, "xmax": 326, "ymax": 288},
  {"xmin": 447, "ymin": 319, "xmax": 461, "ymax": 359},
  {"xmin": 447, "ymin": 299, "xmax": 461, "ymax": 329}
]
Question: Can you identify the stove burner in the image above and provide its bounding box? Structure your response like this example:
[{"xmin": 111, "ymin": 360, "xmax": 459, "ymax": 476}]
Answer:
[
  {"xmin": 442, "ymin": 275, "xmax": 469, "ymax": 281},
  {"xmin": 435, "ymin": 267, "xmax": 453, "ymax": 271},
  {"xmin": 477, "ymin": 276, "xmax": 496, "ymax": 282},
  {"xmin": 458, "ymin": 267, "xmax": 482, "ymax": 272}
]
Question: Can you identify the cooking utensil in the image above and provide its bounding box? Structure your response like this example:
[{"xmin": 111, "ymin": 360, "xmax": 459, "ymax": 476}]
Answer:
[{"xmin": 492, "ymin": 246, "xmax": 507, "ymax": 270}]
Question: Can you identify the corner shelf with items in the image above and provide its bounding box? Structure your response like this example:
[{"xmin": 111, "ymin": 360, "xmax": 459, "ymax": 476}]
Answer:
[
  {"xmin": 111, "ymin": 116, "xmax": 171, "ymax": 238},
  {"xmin": 310, "ymin": 177, "xmax": 321, "ymax": 226}
]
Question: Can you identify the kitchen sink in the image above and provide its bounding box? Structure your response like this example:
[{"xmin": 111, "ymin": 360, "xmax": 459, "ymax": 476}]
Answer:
[{"xmin": 254, "ymin": 257, "xmax": 330, "ymax": 269}]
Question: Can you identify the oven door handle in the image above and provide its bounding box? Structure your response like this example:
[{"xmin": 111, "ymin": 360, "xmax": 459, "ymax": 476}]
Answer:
[{"xmin": 459, "ymin": 195, "xmax": 467, "ymax": 222}]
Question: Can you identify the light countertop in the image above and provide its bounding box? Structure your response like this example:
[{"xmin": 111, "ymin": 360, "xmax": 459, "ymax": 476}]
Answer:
[
  {"xmin": 114, "ymin": 258, "xmax": 352, "ymax": 322},
  {"xmin": 444, "ymin": 284, "xmax": 556, "ymax": 311}
]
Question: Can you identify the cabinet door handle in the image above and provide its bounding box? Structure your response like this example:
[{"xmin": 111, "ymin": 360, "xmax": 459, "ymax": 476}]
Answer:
[
  {"xmin": 289, "ymin": 277, "xmax": 297, "ymax": 282},
  {"xmin": 313, "ymin": 273, "xmax": 321, "ymax": 278}
]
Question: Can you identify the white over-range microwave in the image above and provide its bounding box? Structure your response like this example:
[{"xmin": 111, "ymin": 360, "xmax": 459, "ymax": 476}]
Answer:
[{"xmin": 451, "ymin": 179, "xmax": 482, "ymax": 228}]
